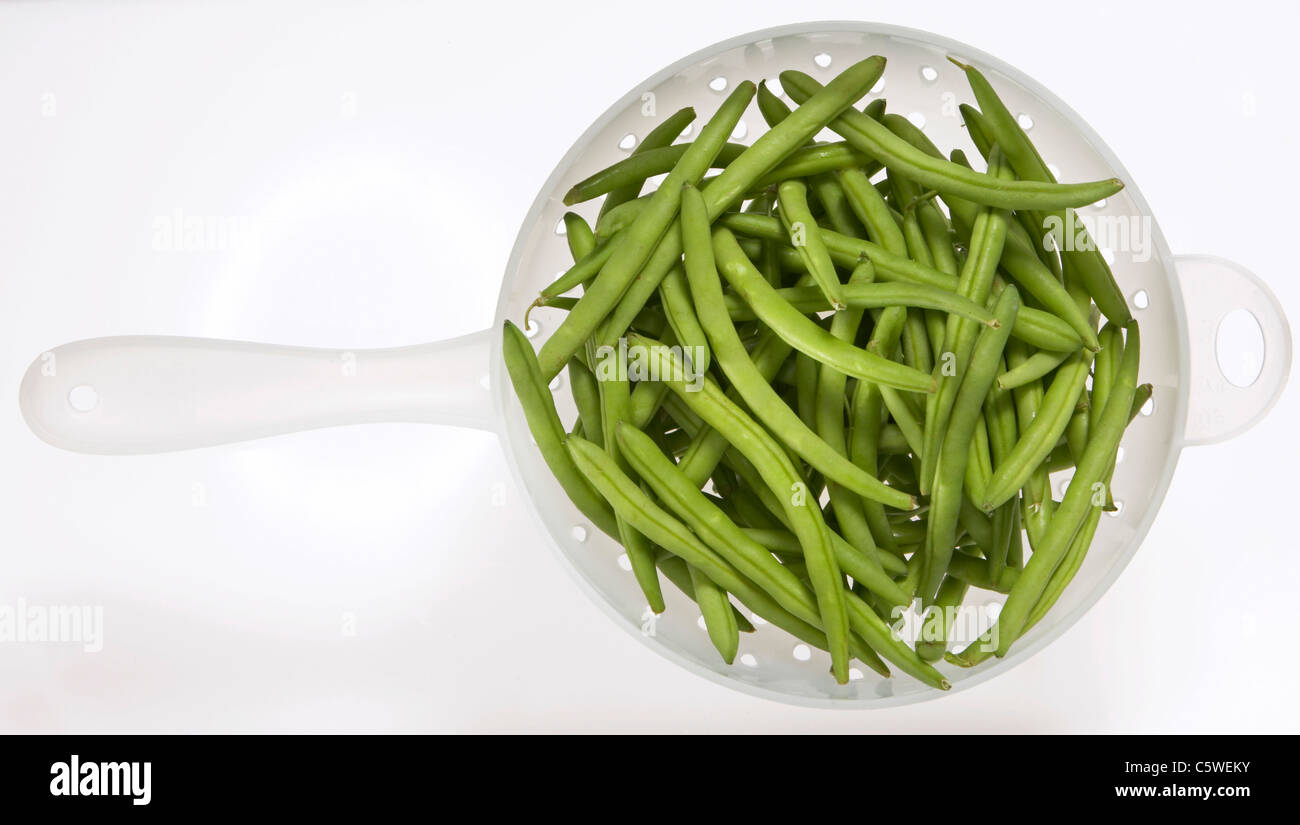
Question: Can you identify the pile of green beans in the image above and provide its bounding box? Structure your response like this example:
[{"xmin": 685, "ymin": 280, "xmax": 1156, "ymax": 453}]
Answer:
[{"xmin": 504, "ymin": 56, "xmax": 1145, "ymax": 688}]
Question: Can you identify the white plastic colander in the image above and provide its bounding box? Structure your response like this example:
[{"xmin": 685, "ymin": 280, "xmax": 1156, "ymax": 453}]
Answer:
[{"xmin": 19, "ymin": 22, "xmax": 1291, "ymax": 707}]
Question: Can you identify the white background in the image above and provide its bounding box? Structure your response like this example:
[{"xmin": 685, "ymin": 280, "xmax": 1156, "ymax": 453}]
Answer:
[{"xmin": 0, "ymin": 0, "xmax": 1296, "ymax": 732}]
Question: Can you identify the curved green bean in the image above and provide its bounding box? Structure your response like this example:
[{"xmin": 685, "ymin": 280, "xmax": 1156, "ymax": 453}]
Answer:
[
  {"xmin": 997, "ymin": 348, "xmax": 1072, "ymax": 390},
  {"xmin": 501, "ymin": 321, "xmax": 617, "ymax": 538},
  {"xmin": 689, "ymin": 562, "xmax": 740, "ymax": 663},
  {"xmin": 538, "ymin": 236, "xmax": 617, "ymax": 299},
  {"xmin": 567, "ymin": 355, "xmax": 603, "ymax": 448},
  {"xmin": 720, "ymin": 281, "xmax": 998, "ymax": 325},
  {"xmin": 658, "ymin": 264, "xmax": 711, "ymax": 374},
  {"xmin": 656, "ymin": 553, "xmax": 755, "ymax": 633},
  {"xmin": 780, "ymin": 70, "xmax": 1125, "ymax": 210},
  {"xmin": 562, "ymin": 212, "xmax": 596, "ymax": 263},
  {"xmin": 777, "ymin": 179, "xmax": 845, "ymax": 309}
]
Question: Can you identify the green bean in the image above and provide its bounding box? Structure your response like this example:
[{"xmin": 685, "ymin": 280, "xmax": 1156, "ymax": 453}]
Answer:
[
  {"xmin": 916, "ymin": 574, "xmax": 971, "ymax": 662},
  {"xmin": 997, "ymin": 348, "xmax": 1072, "ymax": 390},
  {"xmin": 965, "ymin": 415, "xmax": 993, "ymax": 505},
  {"xmin": 839, "ymin": 167, "xmax": 909, "ymax": 254},
  {"xmin": 538, "ymin": 236, "xmax": 617, "ymax": 299},
  {"xmin": 694, "ymin": 427, "xmax": 912, "ymax": 650},
  {"xmin": 501, "ymin": 321, "xmax": 617, "ymax": 538},
  {"xmin": 1023, "ymin": 502, "xmax": 1102, "ymax": 632},
  {"xmin": 920, "ymin": 286, "xmax": 1019, "ymax": 604},
  {"xmin": 567, "ymin": 355, "xmax": 604, "ymax": 448},
  {"xmin": 1012, "ymin": 304, "xmax": 1087, "ymax": 352},
  {"xmin": 781, "ymin": 70, "xmax": 1124, "ymax": 210},
  {"xmin": 902, "ymin": 308, "xmax": 935, "ymax": 376},
  {"xmin": 952, "ymin": 60, "xmax": 1131, "ymax": 325},
  {"xmin": 875, "ymin": 423, "xmax": 910, "ymax": 455},
  {"xmin": 593, "ymin": 196, "xmax": 652, "ymax": 241},
  {"xmin": 731, "ymin": 486, "xmax": 787, "ymax": 532},
  {"xmin": 984, "ymin": 365, "xmax": 1022, "ymax": 580},
  {"xmin": 947, "ymin": 549, "xmax": 1020, "ymax": 592},
  {"xmin": 588, "ymin": 57, "xmax": 889, "ymax": 358},
  {"xmin": 589, "ymin": 337, "xmax": 665, "ymax": 613},
  {"xmin": 1131, "ymin": 383, "xmax": 1153, "ymax": 420},
  {"xmin": 777, "ymin": 180, "xmax": 846, "ymax": 309},
  {"xmin": 777, "ymin": 550, "xmax": 944, "ymax": 686},
  {"xmin": 562, "ymin": 212, "xmax": 597, "ymax": 264},
  {"xmin": 887, "ymin": 164, "xmax": 936, "ymax": 271},
  {"xmin": 719, "ymin": 281, "xmax": 998, "ymax": 325},
  {"xmin": 878, "ymin": 384, "xmax": 925, "ymax": 458},
  {"xmin": 656, "ymin": 553, "xmax": 755, "ymax": 633},
  {"xmin": 713, "ymin": 228, "xmax": 936, "ymax": 394},
  {"xmin": 689, "ymin": 562, "xmax": 740, "ymax": 663},
  {"xmin": 1091, "ymin": 324, "xmax": 1122, "ymax": 430},
  {"xmin": 981, "ymin": 349, "xmax": 1095, "ymax": 511},
  {"xmin": 792, "ymin": 350, "xmax": 820, "ymax": 435},
  {"xmin": 657, "ymin": 264, "xmax": 710, "ymax": 374},
  {"xmin": 993, "ymin": 321, "xmax": 1141, "ymax": 654},
  {"xmin": 1065, "ymin": 404, "xmax": 1090, "ymax": 465},
  {"xmin": 957, "ymin": 497, "xmax": 997, "ymax": 554},
  {"xmin": 1004, "ymin": 340, "xmax": 1054, "ymax": 546},
  {"xmin": 536, "ymin": 80, "xmax": 756, "ymax": 380}
]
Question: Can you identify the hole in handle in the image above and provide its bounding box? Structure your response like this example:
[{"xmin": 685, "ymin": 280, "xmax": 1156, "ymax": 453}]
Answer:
[
  {"xmin": 1216, "ymin": 308, "xmax": 1265, "ymax": 388},
  {"xmin": 68, "ymin": 385, "xmax": 99, "ymax": 413}
]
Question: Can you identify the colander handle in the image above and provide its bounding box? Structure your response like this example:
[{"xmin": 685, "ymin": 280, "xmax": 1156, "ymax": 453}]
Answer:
[
  {"xmin": 1176, "ymin": 255, "xmax": 1291, "ymax": 446},
  {"xmin": 18, "ymin": 329, "xmax": 498, "ymax": 454}
]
